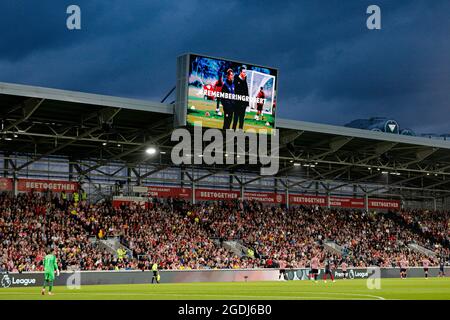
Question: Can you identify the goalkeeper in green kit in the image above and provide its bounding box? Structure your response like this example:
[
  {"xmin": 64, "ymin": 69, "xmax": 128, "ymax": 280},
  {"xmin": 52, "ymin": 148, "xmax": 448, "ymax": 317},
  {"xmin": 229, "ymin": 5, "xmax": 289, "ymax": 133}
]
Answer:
[{"xmin": 41, "ymin": 247, "xmax": 60, "ymax": 296}]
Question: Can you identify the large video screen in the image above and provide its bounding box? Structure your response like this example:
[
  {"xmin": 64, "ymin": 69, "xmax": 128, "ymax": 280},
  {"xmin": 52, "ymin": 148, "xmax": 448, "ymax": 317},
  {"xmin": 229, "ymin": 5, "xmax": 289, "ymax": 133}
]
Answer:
[{"xmin": 185, "ymin": 54, "xmax": 278, "ymax": 133}]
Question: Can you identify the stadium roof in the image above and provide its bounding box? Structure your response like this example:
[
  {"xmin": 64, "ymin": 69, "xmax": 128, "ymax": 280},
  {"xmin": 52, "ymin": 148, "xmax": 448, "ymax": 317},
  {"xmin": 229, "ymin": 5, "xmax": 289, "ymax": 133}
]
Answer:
[{"xmin": 1, "ymin": 81, "xmax": 450, "ymax": 199}]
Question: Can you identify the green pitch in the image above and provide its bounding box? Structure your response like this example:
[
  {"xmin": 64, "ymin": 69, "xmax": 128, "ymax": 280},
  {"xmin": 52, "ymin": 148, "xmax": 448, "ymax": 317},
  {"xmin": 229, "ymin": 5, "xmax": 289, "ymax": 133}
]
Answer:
[{"xmin": 0, "ymin": 278, "xmax": 449, "ymax": 300}]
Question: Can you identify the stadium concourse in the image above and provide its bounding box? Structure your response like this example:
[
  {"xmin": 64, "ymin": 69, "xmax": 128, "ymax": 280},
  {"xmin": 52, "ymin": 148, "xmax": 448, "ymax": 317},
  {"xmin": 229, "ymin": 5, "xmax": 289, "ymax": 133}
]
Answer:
[{"xmin": 0, "ymin": 81, "xmax": 449, "ymax": 274}]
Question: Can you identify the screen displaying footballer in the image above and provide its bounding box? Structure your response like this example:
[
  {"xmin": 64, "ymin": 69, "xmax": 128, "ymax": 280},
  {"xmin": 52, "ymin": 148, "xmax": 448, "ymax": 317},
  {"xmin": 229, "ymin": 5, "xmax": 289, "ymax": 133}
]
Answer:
[{"xmin": 186, "ymin": 54, "xmax": 278, "ymax": 133}]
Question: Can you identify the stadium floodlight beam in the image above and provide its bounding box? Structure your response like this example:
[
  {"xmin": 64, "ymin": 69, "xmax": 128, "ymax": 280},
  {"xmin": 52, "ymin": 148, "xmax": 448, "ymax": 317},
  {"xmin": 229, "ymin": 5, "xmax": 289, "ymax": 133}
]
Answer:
[
  {"xmin": 293, "ymin": 163, "xmax": 301, "ymax": 167},
  {"xmin": 145, "ymin": 147, "xmax": 157, "ymax": 155}
]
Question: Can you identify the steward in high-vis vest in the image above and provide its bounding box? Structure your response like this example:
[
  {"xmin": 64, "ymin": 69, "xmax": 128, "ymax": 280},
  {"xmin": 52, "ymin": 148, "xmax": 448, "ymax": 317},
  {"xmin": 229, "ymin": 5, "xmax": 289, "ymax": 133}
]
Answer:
[
  {"xmin": 81, "ymin": 190, "xmax": 87, "ymax": 201},
  {"xmin": 117, "ymin": 248, "xmax": 126, "ymax": 261},
  {"xmin": 151, "ymin": 263, "xmax": 160, "ymax": 284},
  {"xmin": 73, "ymin": 191, "xmax": 79, "ymax": 204}
]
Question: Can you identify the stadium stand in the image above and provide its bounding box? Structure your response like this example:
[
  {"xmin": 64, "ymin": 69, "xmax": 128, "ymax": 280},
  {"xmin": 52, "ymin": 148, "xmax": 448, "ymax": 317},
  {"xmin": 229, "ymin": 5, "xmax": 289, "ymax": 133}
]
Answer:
[
  {"xmin": 0, "ymin": 82, "xmax": 449, "ymax": 276},
  {"xmin": 1, "ymin": 193, "xmax": 448, "ymax": 272}
]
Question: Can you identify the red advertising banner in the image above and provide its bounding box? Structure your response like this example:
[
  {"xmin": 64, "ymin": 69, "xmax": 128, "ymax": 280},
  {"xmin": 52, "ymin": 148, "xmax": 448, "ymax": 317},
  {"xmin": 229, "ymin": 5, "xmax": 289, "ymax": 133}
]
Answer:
[
  {"xmin": 0, "ymin": 178, "xmax": 13, "ymax": 191},
  {"xmin": 289, "ymin": 194, "xmax": 327, "ymax": 206},
  {"xmin": 289, "ymin": 193, "xmax": 399, "ymax": 210},
  {"xmin": 244, "ymin": 192, "xmax": 285, "ymax": 204},
  {"xmin": 369, "ymin": 199, "xmax": 401, "ymax": 210},
  {"xmin": 330, "ymin": 197, "xmax": 365, "ymax": 209},
  {"xmin": 147, "ymin": 186, "xmax": 191, "ymax": 199},
  {"xmin": 196, "ymin": 189, "xmax": 240, "ymax": 201},
  {"xmin": 18, "ymin": 179, "xmax": 79, "ymax": 192},
  {"xmin": 112, "ymin": 196, "xmax": 149, "ymax": 209},
  {"xmin": 143, "ymin": 186, "xmax": 401, "ymax": 210}
]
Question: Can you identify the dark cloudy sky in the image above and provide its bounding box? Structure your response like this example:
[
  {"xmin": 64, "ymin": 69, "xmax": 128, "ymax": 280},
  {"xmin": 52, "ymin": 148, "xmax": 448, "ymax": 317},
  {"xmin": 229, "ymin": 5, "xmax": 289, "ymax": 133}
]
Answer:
[{"xmin": 0, "ymin": 0, "xmax": 449, "ymax": 134}]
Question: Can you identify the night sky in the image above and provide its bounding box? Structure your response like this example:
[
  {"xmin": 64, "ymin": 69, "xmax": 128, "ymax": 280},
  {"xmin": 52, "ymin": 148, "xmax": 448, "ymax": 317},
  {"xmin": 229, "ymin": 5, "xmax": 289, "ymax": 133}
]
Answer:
[{"xmin": 1, "ymin": 0, "xmax": 449, "ymax": 134}]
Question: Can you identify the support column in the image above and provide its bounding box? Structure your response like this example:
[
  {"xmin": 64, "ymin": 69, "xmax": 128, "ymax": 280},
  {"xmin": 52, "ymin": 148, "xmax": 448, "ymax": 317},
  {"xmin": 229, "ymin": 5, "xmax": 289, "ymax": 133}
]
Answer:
[
  {"xmin": 365, "ymin": 193, "xmax": 369, "ymax": 212},
  {"xmin": 13, "ymin": 174, "xmax": 18, "ymax": 196},
  {"xmin": 191, "ymin": 165, "xmax": 195, "ymax": 204},
  {"xmin": 240, "ymin": 171, "xmax": 245, "ymax": 201},
  {"xmin": 135, "ymin": 167, "xmax": 141, "ymax": 186},
  {"xmin": 286, "ymin": 178, "xmax": 290, "ymax": 209},
  {"xmin": 180, "ymin": 166, "xmax": 185, "ymax": 188},
  {"xmin": 127, "ymin": 167, "xmax": 132, "ymax": 195},
  {"xmin": 69, "ymin": 161, "xmax": 74, "ymax": 181},
  {"xmin": 3, "ymin": 155, "xmax": 9, "ymax": 177},
  {"xmin": 326, "ymin": 192, "xmax": 330, "ymax": 209},
  {"xmin": 127, "ymin": 167, "xmax": 132, "ymax": 186}
]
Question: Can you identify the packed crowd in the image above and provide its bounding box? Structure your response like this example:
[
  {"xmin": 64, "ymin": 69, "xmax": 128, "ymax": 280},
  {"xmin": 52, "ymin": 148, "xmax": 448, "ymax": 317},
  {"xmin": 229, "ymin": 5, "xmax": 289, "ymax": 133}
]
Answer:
[
  {"xmin": 74, "ymin": 200, "xmax": 242, "ymax": 270},
  {"xmin": 0, "ymin": 193, "xmax": 448, "ymax": 272},
  {"xmin": 397, "ymin": 209, "xmax": 449, "ymax": 247},
  {"xmin": 0, "ymin": 193, "xmax": 135, "ymax": 272},
  {"xmin": 189, "ymin": 201, "xmax": 448, "ymax": 268}
]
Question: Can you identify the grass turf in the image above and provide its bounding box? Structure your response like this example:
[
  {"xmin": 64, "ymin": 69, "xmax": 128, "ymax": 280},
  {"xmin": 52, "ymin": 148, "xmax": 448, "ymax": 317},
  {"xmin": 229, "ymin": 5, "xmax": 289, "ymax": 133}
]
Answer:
[{"xmin": 0, "ymin": 278, "xmax": 449, "ymax": 300}]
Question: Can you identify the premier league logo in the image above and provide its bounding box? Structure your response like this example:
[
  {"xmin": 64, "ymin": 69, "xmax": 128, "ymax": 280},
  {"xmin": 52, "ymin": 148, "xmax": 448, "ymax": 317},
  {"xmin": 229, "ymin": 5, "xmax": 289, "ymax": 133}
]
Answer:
[{"xmin": 1, "ymin": 274, "xmax": 11, "ymax": 288}]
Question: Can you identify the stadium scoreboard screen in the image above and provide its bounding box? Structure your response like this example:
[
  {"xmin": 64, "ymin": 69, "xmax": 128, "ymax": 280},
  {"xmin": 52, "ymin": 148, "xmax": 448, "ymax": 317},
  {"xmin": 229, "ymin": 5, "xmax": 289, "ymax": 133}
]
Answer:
[{"xmin": 175, "ymin": 53, "xmax": 278, "ymax": 133}]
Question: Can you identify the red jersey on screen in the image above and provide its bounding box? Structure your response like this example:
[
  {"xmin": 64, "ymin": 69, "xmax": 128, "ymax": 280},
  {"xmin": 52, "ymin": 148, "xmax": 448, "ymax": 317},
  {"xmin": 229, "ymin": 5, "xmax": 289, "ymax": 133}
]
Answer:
[
  {"xmin": 256, "ymin": 90, "xmax": 265, "ymax": 108},
  {"xmin": 214, "ymin": 80, "xmax": 223, "ymax": 91}
]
